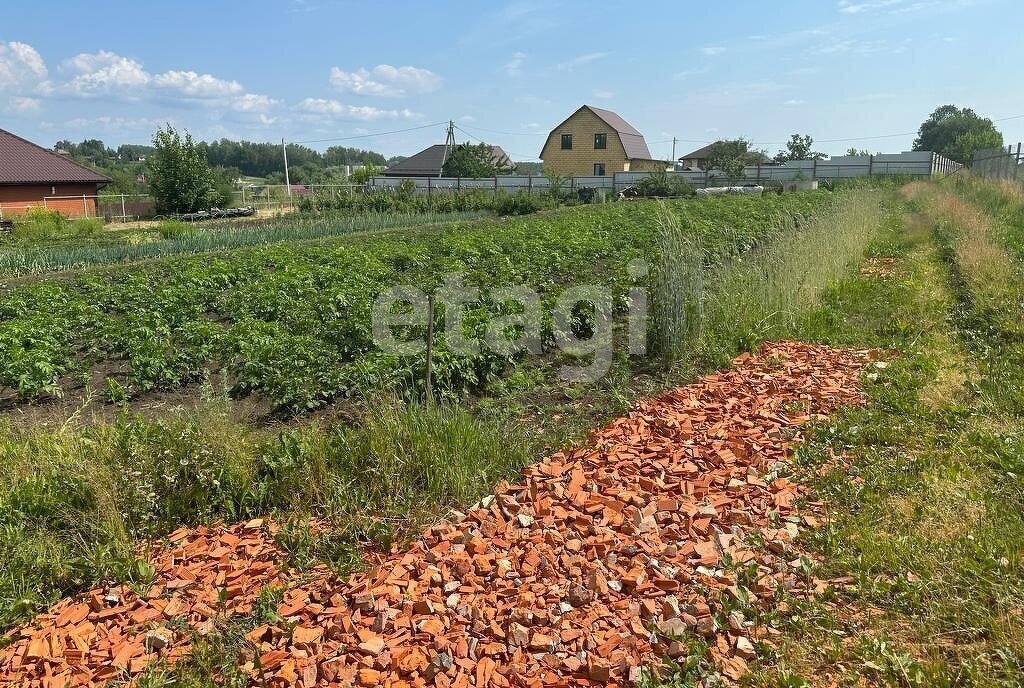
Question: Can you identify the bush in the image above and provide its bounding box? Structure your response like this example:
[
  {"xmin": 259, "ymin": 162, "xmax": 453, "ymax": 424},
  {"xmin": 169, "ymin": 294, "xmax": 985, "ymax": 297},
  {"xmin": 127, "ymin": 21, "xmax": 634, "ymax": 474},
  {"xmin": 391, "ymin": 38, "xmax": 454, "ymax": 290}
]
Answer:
[
  {"xmin": 70, "ymin": 217, "xmax": 103, "ymax": 237},
  {"xmin": 156, "ymin": 220, "xmax": 195, "ymax": 239},
  {"xmin": 10, "ymin": 209, "xmax": 104, "ymax": 242},
  {"xmin": 12, "ymin": 208, "xmax": 67, "ymax": 241},
  {"xmin": 633, "ymin": 170, "xmax": 696, "ymax": 198}
]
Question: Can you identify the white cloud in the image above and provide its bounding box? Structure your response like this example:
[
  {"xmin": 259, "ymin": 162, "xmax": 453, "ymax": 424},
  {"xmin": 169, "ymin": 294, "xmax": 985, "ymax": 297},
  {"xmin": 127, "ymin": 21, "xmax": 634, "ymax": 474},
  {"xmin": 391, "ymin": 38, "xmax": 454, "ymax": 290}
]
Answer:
[
  {"xmin": 296, "ymin": 97, "xmax": 420, "ymax": 120},
  {"xmin": 329, "ymin": 64, "xmax": 441, "ymax": 97},
  {"xmin": 57, "ymin": 50, "xmax": 275, "ymax": 115},
  {"xmin": 701, "ymin": 46, "xmax": 726, "ymax": 56},
  {"xmin": 556, "ymin": 52, "xmax": 608, "ymax": 71},
  {"xmin": 63, "ymin": 51, "xmax": 149, "ymax": 95},
  {"xmin": 504, "ymin": 52, "xmax": 526, "ymax": 77},
  {"xmin": 8, "ymin": 96, "xmax": 41, "ymax": 112},
  {"xmin": 783, "ymin": 99, "xmax": 806, "ymax": 106},
  {"xmin": 231, "ymin": 93, "xmax": 277, "ymax": 112},
  {"xmin": 63, "ymin": 115, "xmax": 167, "ymax": 131},
  {"xmin": 0, "ymin": 41, "xmax": 47, "ymax": 91},
  {"xmin": 593, "ymin": 88, "xmax": 614, "ymax": 99},
  {"xmin": 151, "ymin": 70, "xmax": 243, "ymax": 98}
]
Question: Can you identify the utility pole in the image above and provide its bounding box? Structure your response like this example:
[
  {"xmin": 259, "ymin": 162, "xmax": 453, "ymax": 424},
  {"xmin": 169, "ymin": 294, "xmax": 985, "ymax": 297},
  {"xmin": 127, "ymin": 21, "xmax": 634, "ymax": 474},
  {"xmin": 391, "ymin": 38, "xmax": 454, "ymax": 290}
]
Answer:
[
  {"xmin": 671, "ymin": 137, "xmax": 677, "ymax": 163},
  {"xmin": 282, "ymin": 138, "xmax": 292, "ymax": 198},
  {"xmin": 440, "ymin": 120, "xmax": 456, "ymax": 177}
]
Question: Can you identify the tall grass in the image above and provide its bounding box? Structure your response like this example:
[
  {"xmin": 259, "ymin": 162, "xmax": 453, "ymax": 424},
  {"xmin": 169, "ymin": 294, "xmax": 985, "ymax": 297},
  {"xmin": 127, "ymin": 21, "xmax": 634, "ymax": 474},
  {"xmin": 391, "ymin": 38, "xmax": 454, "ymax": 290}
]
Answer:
[
  {"xmin": 702, "ymin": 191, "xmax": 882, "ymax": 350},
  {"xmin": 651, "ymin": 191, "xmax": 883, "ymax": 365},
  {"xmin": 0, "ymin": 396, "xmax": 527, "ymax": 629},
  {"xmin": 0, "ymin": 210, "xmax": 489, "ymax": 276}
]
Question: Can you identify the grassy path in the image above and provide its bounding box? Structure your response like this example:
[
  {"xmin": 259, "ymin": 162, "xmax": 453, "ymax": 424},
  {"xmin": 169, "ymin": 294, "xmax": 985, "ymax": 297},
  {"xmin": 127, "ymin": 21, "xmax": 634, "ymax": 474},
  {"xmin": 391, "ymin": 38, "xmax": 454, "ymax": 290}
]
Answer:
[{"xmin": 744, "ymin": 182, "xmax": 1024, "ymax": 687}]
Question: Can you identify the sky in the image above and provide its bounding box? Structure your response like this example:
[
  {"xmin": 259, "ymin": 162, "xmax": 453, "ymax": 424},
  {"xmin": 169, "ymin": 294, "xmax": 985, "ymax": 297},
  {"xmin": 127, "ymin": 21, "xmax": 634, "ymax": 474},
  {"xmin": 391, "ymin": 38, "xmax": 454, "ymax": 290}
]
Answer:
[{"xmin": 1, "ymin": 0, "xmax": 1023, "ymax": 162}]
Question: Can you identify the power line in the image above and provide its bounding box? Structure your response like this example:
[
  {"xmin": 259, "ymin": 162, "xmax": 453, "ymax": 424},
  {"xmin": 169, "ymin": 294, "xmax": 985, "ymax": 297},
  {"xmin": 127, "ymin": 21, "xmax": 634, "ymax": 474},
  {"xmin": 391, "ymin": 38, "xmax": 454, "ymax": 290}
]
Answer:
[
  {"xmin": 457, "ymin": 123, "xmax": 546, "ymax": 137},
  {"xmin": 453, "ymin": 125, "xmax": 540, "ymax": 161},
  {"xmin": 292, "ymin": 121, "xmax": 448, "ymax": 145}
]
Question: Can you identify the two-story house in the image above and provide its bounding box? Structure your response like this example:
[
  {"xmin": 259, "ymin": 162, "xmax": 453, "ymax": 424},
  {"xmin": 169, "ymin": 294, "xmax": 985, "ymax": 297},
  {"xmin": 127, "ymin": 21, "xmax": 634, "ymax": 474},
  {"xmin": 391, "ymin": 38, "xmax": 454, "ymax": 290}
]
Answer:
[{"xmin": 539, "ymin": 105, "xmax": 665, "ymax": 176}]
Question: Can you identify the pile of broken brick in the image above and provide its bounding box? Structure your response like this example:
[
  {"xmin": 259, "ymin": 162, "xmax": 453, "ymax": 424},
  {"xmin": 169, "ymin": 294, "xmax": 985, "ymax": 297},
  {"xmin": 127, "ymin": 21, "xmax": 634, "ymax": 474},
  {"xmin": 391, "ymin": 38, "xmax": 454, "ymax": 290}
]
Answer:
[
  {"xmin": 0, "ymin": 341, "xmax": 876, "ymax": 688},
  {"xmin": 0, "ymin": 521, "xmax": 289, "ymax": 687}
]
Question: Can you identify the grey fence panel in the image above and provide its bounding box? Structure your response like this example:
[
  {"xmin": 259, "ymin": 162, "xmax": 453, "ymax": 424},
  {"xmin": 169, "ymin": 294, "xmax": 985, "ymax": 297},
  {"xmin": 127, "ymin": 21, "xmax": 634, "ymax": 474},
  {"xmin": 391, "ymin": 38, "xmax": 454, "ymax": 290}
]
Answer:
[
  {"xmin": 366, "ymin": 151, "xmax": 961, "ymax": 196},
  {"xmin": 972, "ymin": 145, "xmax": 1022, "ymax": 181}
]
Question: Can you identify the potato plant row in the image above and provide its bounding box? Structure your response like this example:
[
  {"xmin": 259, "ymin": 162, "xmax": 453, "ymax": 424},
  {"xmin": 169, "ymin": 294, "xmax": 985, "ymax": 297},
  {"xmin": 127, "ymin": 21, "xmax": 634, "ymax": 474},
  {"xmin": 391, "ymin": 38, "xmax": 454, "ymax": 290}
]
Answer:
[{"xmin": 0, "ymin": 194, "xmax": 835, "ymax": 412}]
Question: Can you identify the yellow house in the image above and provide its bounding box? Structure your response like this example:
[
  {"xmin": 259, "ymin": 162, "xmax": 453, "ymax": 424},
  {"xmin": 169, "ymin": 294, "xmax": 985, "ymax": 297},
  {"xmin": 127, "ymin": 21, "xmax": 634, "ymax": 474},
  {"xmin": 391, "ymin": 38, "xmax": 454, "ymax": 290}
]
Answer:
[{"xmin": 539, "ymin": 105, "xmax": 665, "ymax": 176}]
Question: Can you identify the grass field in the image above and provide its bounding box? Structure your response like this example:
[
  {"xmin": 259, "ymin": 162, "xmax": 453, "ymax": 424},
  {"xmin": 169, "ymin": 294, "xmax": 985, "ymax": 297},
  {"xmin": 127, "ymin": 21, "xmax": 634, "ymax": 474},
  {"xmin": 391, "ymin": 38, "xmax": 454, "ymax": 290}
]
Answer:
[{"xmin": 3, "ymin": 178, "xmax": 1023, "ymax": 686}]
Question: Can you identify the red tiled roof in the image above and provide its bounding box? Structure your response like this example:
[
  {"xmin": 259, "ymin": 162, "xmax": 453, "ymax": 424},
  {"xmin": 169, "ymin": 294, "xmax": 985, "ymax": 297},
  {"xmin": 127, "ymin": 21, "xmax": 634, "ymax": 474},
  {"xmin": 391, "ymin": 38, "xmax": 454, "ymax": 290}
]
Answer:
[{"xmin": 0, "ymin": 128, "xmax": 110, "ymax": 185}]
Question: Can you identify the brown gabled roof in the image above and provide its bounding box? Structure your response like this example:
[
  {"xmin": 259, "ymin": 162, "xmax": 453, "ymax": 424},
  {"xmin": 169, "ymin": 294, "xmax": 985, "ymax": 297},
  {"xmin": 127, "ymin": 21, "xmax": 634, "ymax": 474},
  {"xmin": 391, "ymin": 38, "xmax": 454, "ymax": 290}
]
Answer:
[
  {"xmin": 0, "ymin": 128, "xmax": 110, "ymax": 185},
  {"xmin": 540, "ymin": 105, "xmax": 654, "ymax": 161},
  {"xmin": 680, "ymin": 142, "xmax": 720, "ymax": 160},
  {"xmin": 382, "ymin": 144, "xmax": 513, "ymax": 177}
]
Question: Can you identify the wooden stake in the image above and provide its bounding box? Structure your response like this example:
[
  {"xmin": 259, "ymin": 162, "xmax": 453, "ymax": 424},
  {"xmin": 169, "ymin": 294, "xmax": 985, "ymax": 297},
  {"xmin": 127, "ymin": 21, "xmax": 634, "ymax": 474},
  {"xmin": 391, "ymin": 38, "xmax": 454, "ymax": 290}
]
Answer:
[{"xmin": 425, "ymin": 294, "xmax": 435, "ymax": 404}]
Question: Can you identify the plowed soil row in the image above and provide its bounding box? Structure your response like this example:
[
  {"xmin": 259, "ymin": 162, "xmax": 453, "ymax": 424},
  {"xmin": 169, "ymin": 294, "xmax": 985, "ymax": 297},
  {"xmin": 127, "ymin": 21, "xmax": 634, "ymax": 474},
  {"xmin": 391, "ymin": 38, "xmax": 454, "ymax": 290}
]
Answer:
[{"xmin": 1, "ymin": 341, "xmax": 876, "ymax": 688}]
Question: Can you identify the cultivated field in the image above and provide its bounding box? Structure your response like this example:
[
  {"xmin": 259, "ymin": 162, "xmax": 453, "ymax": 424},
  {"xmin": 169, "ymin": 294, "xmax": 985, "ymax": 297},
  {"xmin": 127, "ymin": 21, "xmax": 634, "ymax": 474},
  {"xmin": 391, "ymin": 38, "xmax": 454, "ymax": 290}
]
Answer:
[{"xmin": 2, "ymin": 179, "xmax": 1023, "ymax": 687}]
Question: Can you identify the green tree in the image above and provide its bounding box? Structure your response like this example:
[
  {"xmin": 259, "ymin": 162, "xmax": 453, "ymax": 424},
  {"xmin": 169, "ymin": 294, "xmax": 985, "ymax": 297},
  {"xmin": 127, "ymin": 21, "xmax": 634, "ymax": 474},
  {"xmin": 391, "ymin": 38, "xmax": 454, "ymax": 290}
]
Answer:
[
  {"xmin": 148, "ymin": 125, "xmax": 217, "ymax": 214},
  {"xmin": 704, "ymin": 139, "xmax": 766, "ymax": 179},
  {"xmin": 845, "ymin": 147, "xmax": 872, "ymax": 156},
  {"xmin": 913, "ymin": 105, "xmax": 1003, "ymax": 164},
  {"xmin": 323, "ymin": 146, "xmax": 386, "ymax": 167},
  {"xmin": 348, "ymin": 165, "xmax": 380, "ymax": 185},
  {"xmin": 774, "ymin": 134, "xmax": 825, "ymax": 163},
  {"xmin": 442, "ymin": 143, "xmax": 514, "ymax": 178}
]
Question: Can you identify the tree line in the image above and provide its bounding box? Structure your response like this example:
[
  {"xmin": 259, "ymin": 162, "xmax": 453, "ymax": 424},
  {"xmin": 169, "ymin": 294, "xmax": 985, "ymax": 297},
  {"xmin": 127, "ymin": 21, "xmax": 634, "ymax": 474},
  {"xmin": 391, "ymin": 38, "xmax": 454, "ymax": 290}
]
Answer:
[{"xmin": 53, "ymin": 134, "xmax": 399, "ymax": 196}]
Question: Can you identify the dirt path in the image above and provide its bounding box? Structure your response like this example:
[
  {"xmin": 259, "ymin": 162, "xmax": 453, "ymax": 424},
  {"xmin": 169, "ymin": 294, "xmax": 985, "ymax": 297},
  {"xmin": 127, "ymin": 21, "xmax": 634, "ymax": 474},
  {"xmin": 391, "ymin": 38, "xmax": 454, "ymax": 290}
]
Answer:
[{"xmin": 0, "ymin": 341, "xmax": 877, "ymax": 687}]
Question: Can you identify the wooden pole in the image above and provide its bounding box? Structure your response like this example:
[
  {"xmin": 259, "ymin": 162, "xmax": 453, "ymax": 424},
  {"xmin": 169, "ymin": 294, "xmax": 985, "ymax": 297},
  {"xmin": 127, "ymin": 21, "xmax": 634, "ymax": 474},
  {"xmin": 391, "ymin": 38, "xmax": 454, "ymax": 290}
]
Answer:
[{"xmin": 424, "ymin": 294, "xmax": 435, "ymax": 404}]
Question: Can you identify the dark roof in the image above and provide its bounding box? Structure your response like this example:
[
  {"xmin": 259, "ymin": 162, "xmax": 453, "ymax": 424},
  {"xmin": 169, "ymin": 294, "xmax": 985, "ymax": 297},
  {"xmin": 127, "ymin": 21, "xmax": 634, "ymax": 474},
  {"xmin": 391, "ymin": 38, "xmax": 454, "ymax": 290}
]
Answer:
[
  {"xmin": 542, "ymin": 105, "xmax": 654, "ymax": 161},
  {"xmin": 0, "ymin": 128, "xmax": 110, "ymax": 185},
  {"xmin": 382, "ymin": 144, "xmax": 514, "ymax": 177},
  {"xmin": 679, "ymin": 142, "xmax": 720, "ymax": 160}
]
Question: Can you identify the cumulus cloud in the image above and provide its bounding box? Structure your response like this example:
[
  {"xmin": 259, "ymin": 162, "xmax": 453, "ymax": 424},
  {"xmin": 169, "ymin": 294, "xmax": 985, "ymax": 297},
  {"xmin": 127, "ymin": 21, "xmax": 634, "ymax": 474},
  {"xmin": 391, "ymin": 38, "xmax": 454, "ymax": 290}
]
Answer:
[
  {"xmin": 329, "ymin": 64, "xmax": 441, "ymax": 97},
  {"xmin": 700, "ymin": 46, "xmax": 726, "ymax": 56},
  {"xmin": 232, "ymin": 93, "xmax": 277, "ymax": 112},
  {"xmin": 55, "ymin": 49, "xmax": 276, "ymax": 116},
  {"xmin": 63, "ymin": 50, "xmax": 150, "ymax": 95},
  {"xmin": 296, "ymin": 97, "xmax": 420, "ymax": 120},
  {"xmin": 0, "ymin": 41, "xmax": 48, "ymax": 91},
  {"xmin": 151, "ymin": 70, "xmax": 243, "ymax": 98}
]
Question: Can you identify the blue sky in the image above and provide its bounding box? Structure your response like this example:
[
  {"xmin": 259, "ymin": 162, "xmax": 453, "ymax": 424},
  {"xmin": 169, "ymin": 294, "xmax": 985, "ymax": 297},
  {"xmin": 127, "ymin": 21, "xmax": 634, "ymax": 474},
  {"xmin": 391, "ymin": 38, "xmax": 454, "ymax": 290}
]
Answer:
[{"xmin": 2, "ymin": 0, "xmax": 1022, "ymax": 161}]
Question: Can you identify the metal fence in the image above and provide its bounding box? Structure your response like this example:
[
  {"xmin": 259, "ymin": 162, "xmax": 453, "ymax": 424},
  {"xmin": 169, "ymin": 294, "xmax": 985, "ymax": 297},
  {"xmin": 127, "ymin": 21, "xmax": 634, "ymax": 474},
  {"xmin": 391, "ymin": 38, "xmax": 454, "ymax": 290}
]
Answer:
[
  {"xmin": 0, "ymin": 150, "xmax": 963, "ymax": 220},
  {"xmin": 972, "ymin": 144, "xmax": 1023, "ymax": 182},
  {"xmin": 368, "ymin": 150, "xmax": 962, "ymax": 196}
]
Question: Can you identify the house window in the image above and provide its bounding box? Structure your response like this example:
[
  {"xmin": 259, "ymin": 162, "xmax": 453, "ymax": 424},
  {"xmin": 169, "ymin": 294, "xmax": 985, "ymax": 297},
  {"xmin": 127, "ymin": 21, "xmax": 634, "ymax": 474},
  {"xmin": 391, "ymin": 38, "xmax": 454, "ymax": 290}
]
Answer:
[
  {"xmin": 560, "ymin": 133, "xmax": 573, "ymax": 150},
  {"xmin": 594, "ymin": 133, "xmax": 607, "ymax": 149},
  {"xmin": 593, "ymin": 163, "xmax": 606, "ymax": 176}
]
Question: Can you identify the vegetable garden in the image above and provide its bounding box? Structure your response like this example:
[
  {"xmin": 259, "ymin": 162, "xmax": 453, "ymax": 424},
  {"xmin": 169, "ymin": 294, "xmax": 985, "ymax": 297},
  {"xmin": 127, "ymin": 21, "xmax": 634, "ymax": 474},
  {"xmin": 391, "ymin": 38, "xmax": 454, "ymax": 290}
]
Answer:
[{"xmin": 0, "ymin": 193, "xmax": 834, "ymax": 413}]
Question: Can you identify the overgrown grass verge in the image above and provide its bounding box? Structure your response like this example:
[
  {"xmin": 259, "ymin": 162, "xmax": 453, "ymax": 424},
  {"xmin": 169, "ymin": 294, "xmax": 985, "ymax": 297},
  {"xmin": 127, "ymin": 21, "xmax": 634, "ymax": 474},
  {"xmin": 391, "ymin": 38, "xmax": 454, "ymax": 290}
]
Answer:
[{"xmin": 741, "ymin": 182, "xmax": 1024, "ymax": 687}]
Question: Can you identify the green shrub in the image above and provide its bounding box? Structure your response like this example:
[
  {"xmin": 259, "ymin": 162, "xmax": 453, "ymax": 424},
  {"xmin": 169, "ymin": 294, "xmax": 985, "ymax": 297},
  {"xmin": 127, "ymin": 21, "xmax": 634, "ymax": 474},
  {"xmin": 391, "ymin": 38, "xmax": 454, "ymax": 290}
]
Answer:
[
  {"xmin": 70, "ymin": 217, "xmax": 103, "ymax": 237},
  {"xmin": 156, "ymin": 220, "xmax": 196, "ymax": 239},
  {"xmin": 12, "ymin": 208, "xmax": 68, "ymax": 241},
  {"xmin": 634, "ymin": 170, "xmax": 696, "ymax": 198}
]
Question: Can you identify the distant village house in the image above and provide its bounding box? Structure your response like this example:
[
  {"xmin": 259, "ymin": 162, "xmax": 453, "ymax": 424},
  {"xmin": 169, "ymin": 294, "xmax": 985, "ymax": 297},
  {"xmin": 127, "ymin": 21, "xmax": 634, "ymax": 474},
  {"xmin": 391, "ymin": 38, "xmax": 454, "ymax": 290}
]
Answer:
[
  {"xmin": 0, "ymin": 128, "xmax": 109, "ymax": 218},
  {"xmin": 539, "ymin": 105, "xmax": 665, "ymax": 176}
]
